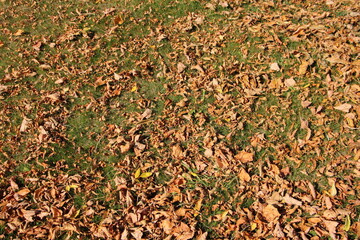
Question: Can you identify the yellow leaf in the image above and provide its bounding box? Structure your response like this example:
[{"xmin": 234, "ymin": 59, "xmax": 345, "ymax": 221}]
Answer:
[
  {"xmin": 131, "ymin": 84, "xmax": 138, "ymax": 92},
  {"xmin": 221, "ymin": 210, "xmax": 229, "ymax": 221},
  {"xmin": 250, "ymin": 222, "xmax": 257, "ymax": 231},
  {"xmin": 190, "ymin": 171, "xmax": 198, "ymax": 177},
  {"xmin": 74, "ymin": 210, "xmax": 80, "ymax": 218},
  {"xmin": 140, "ymin": 172, "xmax": 152, "ymax": 178},
  {"xmin": 194, "ymin": 199, "xmax": 202, "ymax": 212},
  {"xmin": 344, "ymin": 215, "xmax": 351, "ymax": 231},
  {"xmin": 134, "ymin": 168, "xmax": 141, "ymax": 179},
  {"xmin": 65, "ymin": 185, "xmax": 79, "ymax": 191}
]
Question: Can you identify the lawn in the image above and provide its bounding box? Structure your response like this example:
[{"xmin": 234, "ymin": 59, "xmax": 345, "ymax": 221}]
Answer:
[{"xmin": 0, "ymin": 0, "xmax": 359, "ymax": 239}]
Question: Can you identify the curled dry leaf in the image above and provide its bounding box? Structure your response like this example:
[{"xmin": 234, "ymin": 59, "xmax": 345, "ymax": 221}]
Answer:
[
  {"xmin": 140, "ymin": 108, "xmax": 152, "ymax": 120},
  {"xmin": 20, "ymin": 117, "xmax": 31, "ymax": 132}
]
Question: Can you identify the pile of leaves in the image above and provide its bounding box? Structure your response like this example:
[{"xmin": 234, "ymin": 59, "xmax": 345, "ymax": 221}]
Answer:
[{"xmin": 0, "ymin": 0, "xmax": 359, "ymax": 239}]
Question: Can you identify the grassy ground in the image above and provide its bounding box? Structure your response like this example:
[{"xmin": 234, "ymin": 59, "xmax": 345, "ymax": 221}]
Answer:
[{"xmin": 0, "ymin": 0, "xmax": 359, "ymax": 239}]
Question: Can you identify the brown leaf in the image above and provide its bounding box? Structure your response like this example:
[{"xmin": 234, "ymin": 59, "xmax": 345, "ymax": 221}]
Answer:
[
  {"xmin": 140, "ymin": 108, "xmax": 152, "ymax": 120},
  {"xmin": 120, "ymin": 142, "xmax": 132, "ymax": 153},
  {"xmin": 262, "ymin": 204, "xmax": 280, "ymax": 222},
  {"xmin": 20, "ymin": 117, "xmax": 31, "ymax": 132},
  {"xmin": 21, "ymin": 209, "xmax": 36, "ymax": 222},
  {"xmin": 162, "ymin": 219, "xmax": 174, "ymax": 234},
  {"xmin": 172, "ymin": 144, "xmax": 185, "ymax": 159},
  {"xmin": 238, "ymin": 168, "xmax": 251, "ymax": 182},
  {"xmin": 284, "ymin": 77, "xmax": 296, "ymax": 87},
  {"xmin": 16, "ymin": 188, "xmax": 30, "ymax": 196},
  {"xmin": 323, "ymin": 220, "xmax": 338, "ymax": 239},
  {"xmin": 204, "ymin": 148, "xmax": 213, "ymax": 158},
  {"xmin": 177, "ymin": 62, "xmax": 186, "ymax": 73},
  {"xmin": 32, "ymin": 41, "xmax": 42, "ymax": 51},
  {"xmin": 273, "ymin": 222, "xmax": 285, "ymax": 237},
  {"xmin": 196, "ymin": 232, "xmax": 208, "ymax": 240},
  {"xmin": 173, "ymin": 222, "xmax": 194, "ymax": 240},
  {"xmin": 114, "ymin": 15, "xmax": 124, "ymax": 25},
  {"xmin": 270, "ymin": 62, "xmax": 280, "ymax": 71},
  {"xmin": 334, "ymin": 103, "xmax": 352, "ymax": 113},
  {"xmin": 298, "ymin": 61, "xmax": 309, "ymax": 75},
  {"xmin": 283, "ymin": 194, "xmax": 302, "ymax": 206},
  {"xmin": 235, "ymin": 151, "xmax": 254, "ymax": 163}
]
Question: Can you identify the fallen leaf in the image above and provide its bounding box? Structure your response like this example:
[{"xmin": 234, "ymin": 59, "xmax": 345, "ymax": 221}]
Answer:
[
  {"xmin": 140, "ymin": 172, "xmax": 152, "ymax": 178},
  {"xmin": 162, "ymin": 219, "xmax": 174, "ymax": 234},
  {"xmin": 323, "ymin": 220, "xmax": 338, "ymax": 239},
  {"xmin": 298, "ymin": 61, "xmax": 309, "ymax": 75},
  {"xmin": 134, "ymin": 168, "xmax": 141, "ymax": 179},
  {"xmin": 114, "ymin": 15, "xmax": 124, "ymax": 25},
  {"xmin": 274, "ymin": 222, "xmax": 285, "ymax": 237},
  {"xmin": 284, "ymin": 77, "xmax": 296, "ymax": 87},
  {"xmin": 343, "ymin": 215, "xmax": 351, "ymax": 231},
  {"xmin": 177, "ymin": 62, "xmax": 186, "ymax": 73},
  {"xmin": 238, "ymin": 168, "xmax": 251, "ymax": 182},
  {"xmin": 16, "ymin": 188, "xmax": 30, "ymax": 196},
  {"xmin": 130, "ymin": 84, "xmax": 138, "ymax": 92},
  {"xmin": 14, "ymin": 29, "xmax": 24, "ymax": 36},
  {"xmin": 334, "ymin": 103, "xmax": 352, "ymax": 113},
  {"xmin": 20, "ymin": 117, "xmax": 31, "ymax": 132},
  {"xmin": 283, "ymin": 194, "xmax": 302, "ymax": 206},
  {"xmin": 235, "ymin": 151, "xmax": 254, "ymax": 163},
  {"xmin": 329, "ymin": 181, "xmax": 337, "ymax": 197},
  {"xmin": 204, "ymin": 148, "xmax": 213, "ymax": 158},
  {"xmin": 140, "ymin": 108, "xmax": 152, "ymax": 120},
  {"xmin": 262, "ymin": 204, "xmax": 280, "ymax": 222},
  {"xmin": 270, "ymin": 62, "xmax": 280, "ymax": 71},
  {"xmin": 65, "ymin": 185, "xmax": 79, "ymax": 191},
  {"xmin": 172, "ymin": 144, "xmax": 184, "ymax": 159}
]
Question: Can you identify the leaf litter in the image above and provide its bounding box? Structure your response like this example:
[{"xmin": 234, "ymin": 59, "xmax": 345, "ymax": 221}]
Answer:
[{"xmin": 0, "ymin": 0, "xmax": 359, "ymax": 239}]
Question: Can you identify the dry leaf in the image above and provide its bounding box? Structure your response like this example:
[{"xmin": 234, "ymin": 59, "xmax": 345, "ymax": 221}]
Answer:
[
  {"xmin": 16, "ymin": 188, "xmax": 30, "ymax": 196},
  {"xmin": 235, "ymin": 151, "xmax": 254, "ymax": 163},
  {"xmin": 14, "ymin": 29, "xmax": 24, "ymax": 36},
  {"xmin": 204, "ymin": 148, "xmax": 213, "ymax": 158},
  {"xmin": 334, "ymin": 103, "xmax": 352, "ymax": 113},
  {"xmin": 274, "ymin": 222, "xmax": 285, "ymax": 237},
  {"xmin": 283, "ymin": 194, "xmax": 302, "ymax": 206},
  {"xmin": 172, "ymin": 144, "xmax": 184, "ymax": 159},
  {"xmin": 177, "ymin": 62, "xmax": 186, "ymax": 73},
  {"xmin": 20, "ymin": 117, "xmax": 31, "ymax": 132},
  {"xmin": 270, "ymin": 62, "xmax": 280, "ymax": 71},
  {"xmin": 262, "ymin": 204, "xmax": 280, "ymax": 222},
  {"xmin": 238, "ymin": 168, "xmax": 251, "ymax": 182},
  {"xmin": 140, "ymin": 108, "xmax": 152, "ymax": 120},
  {"xmin": 284, "ymin": 77, "xmax": 296, "ymax": 87},
  {"xmin": 114, "ymin": 15, "xmax": 124, "ymax": 25},
  {"xmin": 323, "ymin": 220, "xmax": 338, "ymax": 239},
  {"xmin": 162, "ymin": 219, "xmax": 174, "ymax": 234},
  {"xmin": 298, "ymin": 61, "xmax": 309, "ymax": 75}
]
